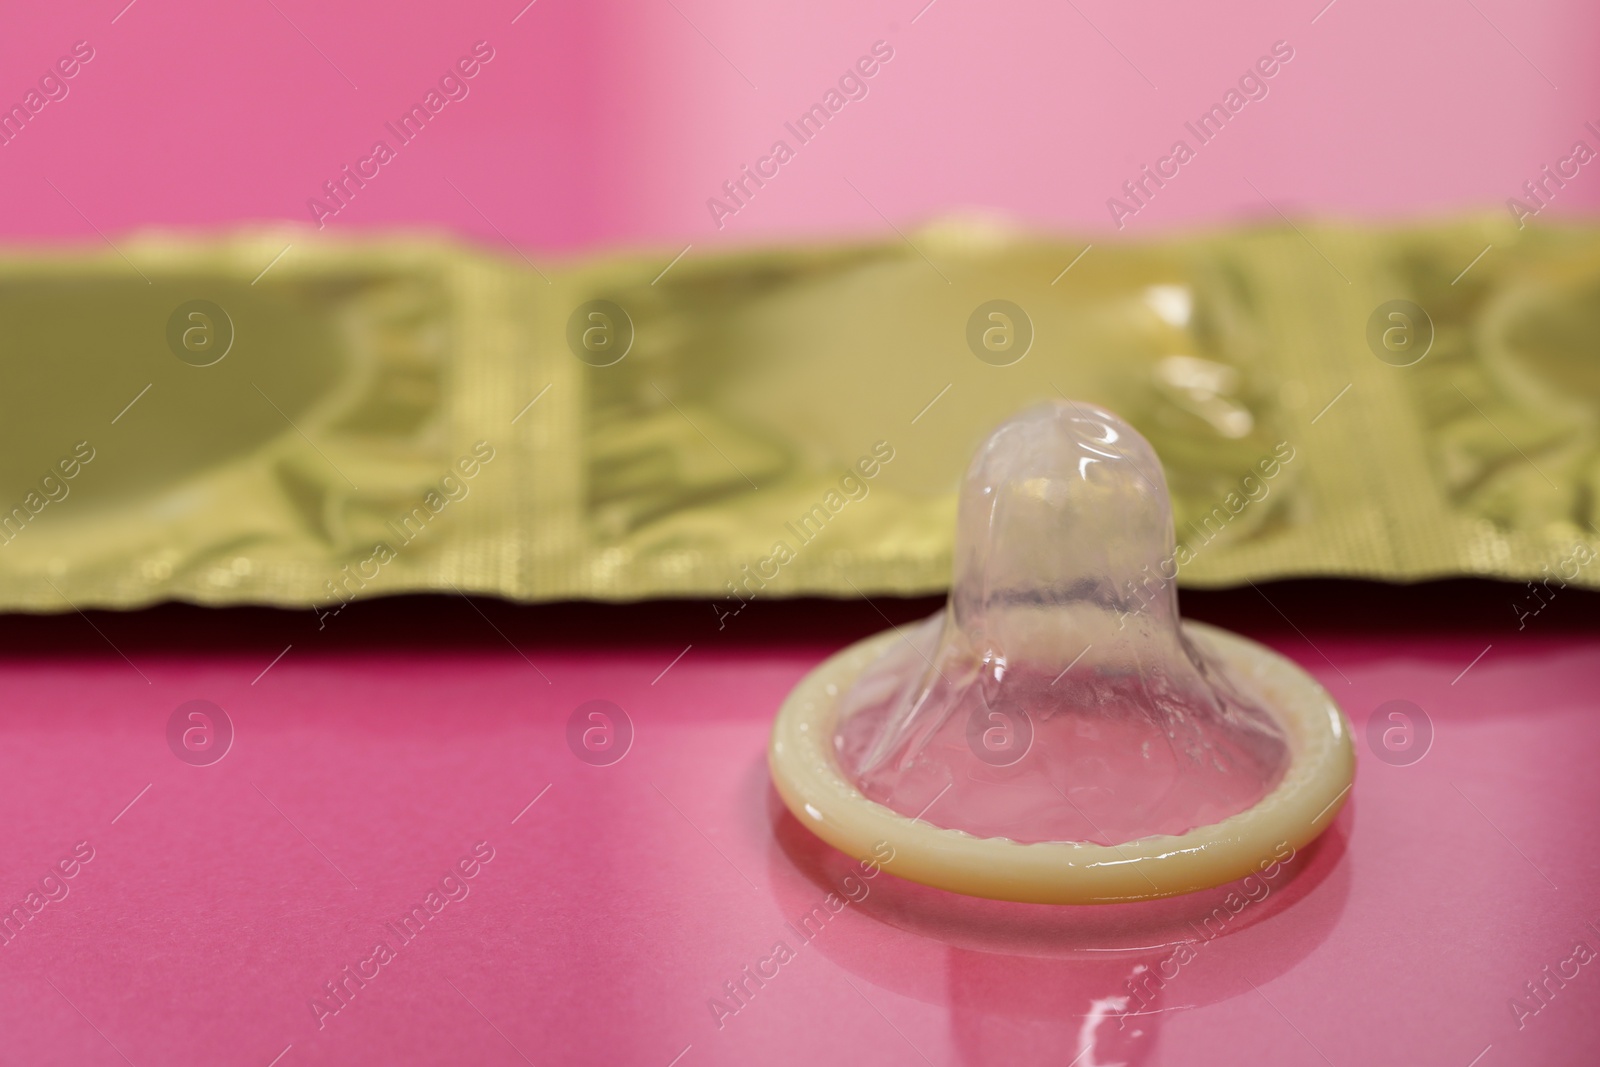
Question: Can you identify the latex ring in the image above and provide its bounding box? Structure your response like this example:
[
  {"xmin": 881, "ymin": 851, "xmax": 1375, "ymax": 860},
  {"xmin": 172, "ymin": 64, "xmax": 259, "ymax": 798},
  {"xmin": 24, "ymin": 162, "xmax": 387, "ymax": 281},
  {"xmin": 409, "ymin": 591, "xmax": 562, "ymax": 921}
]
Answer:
[{"xmin": 769, "ymin": 621, "xmax": 1354, "ymax": 905}]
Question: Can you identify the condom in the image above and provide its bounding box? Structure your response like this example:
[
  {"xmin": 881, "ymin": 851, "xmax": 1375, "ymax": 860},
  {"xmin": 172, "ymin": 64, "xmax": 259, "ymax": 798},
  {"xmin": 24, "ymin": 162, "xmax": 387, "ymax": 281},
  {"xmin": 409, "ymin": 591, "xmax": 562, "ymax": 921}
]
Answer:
[{"xmin": 769, "ymin": 400, "xmax": 1354, "ymax": 904}]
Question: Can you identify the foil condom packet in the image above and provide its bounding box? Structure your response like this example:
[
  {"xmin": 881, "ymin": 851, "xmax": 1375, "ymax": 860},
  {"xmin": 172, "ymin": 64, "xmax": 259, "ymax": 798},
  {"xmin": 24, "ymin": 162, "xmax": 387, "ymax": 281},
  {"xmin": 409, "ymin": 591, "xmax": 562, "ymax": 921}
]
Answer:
[
  {"xmin": 770, "ymin": 399, "xmax": 1354, "ymax": 904},
  {"xmin": 3, "ymin": 218, "xmax": 1597, "ymax": 612}
]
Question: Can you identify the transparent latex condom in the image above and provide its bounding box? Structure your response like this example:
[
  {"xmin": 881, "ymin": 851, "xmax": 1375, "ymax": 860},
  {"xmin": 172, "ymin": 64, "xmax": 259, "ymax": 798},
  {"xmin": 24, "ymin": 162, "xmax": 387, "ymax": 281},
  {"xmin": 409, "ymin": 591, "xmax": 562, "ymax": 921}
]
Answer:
[{"xmin": 833, "ymin": 400, "xmax": 1289, "ymax": 846}]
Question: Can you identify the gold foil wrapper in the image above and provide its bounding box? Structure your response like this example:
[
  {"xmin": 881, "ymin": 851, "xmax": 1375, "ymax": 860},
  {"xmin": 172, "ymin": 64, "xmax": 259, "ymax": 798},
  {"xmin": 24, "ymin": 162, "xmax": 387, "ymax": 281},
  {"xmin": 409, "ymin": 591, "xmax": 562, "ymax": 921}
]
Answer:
[{"xmin": 1, "ymin": 217, "xmax": 1596, "ymax": 612}]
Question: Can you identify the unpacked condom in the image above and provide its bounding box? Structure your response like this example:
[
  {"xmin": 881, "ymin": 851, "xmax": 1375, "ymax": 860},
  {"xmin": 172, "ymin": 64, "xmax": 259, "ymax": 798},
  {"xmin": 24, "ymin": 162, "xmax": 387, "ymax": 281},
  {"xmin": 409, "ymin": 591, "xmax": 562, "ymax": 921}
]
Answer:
[
  {"xmin": 769, "ymin": 400, "xmax": 1354, "ymax": 904},
  {"xmin": 834, "ymin": 400, "xmax": 1290, "ymax": 845}
]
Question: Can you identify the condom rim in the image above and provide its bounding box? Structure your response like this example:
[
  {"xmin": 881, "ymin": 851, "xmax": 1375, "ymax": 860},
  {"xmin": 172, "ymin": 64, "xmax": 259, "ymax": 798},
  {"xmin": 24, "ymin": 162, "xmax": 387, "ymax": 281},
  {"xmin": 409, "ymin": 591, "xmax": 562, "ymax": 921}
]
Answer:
[{"xmin": 768, "ymin": 620, "xmax": 1354, "ymax": 905}]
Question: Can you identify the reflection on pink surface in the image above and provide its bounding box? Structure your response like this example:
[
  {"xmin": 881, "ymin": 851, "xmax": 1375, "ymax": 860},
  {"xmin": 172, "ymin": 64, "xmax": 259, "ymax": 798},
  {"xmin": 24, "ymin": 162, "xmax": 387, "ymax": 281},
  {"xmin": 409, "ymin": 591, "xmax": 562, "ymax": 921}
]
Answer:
[
  {"xmin": 771, "ymin": 788, "xmax": 1350, "ymax": 1066},
  {"xmin": 0, "ymin": 589, "xmax": 1595, "ymax": 1065}
]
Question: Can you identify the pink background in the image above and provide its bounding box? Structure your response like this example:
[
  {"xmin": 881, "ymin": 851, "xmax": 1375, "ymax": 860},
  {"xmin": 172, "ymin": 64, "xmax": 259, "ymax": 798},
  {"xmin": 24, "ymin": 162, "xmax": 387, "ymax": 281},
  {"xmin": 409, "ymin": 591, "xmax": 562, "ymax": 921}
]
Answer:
[
  {"xmin": 1, "ymin": 588, "xmax": 1597, "ymax": 1066},
  {"xmin": 0, "ymin": 0, "xmax": 1596, "ymax": 253},
  {"xmin": 2, "ymin": 2, "xmax": 1599, "ymax": 1065}
]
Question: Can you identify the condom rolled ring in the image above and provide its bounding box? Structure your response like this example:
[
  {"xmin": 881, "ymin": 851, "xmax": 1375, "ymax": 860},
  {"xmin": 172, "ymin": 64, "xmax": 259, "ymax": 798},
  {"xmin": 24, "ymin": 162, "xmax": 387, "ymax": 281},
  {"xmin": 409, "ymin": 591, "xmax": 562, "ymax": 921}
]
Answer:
[
  {"xmin": 770, "ymin": 622, "xmax": 1352, "ymax": 904},
  {"xmin": 768, "ymin": 401, "xmax": 1354, "ymax": 905}
]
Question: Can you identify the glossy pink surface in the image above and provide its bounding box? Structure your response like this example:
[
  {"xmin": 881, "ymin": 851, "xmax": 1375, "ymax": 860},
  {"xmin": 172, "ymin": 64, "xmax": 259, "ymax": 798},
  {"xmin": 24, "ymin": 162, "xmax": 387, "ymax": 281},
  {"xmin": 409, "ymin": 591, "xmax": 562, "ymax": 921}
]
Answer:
[
  {"xmin": 0, "ymin": 588, "xmax": 1595, "ymax": 1066},
  {"xmin": 3, "ymin": 1, "xmax": 1598, "ymax": 1063}
]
